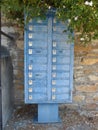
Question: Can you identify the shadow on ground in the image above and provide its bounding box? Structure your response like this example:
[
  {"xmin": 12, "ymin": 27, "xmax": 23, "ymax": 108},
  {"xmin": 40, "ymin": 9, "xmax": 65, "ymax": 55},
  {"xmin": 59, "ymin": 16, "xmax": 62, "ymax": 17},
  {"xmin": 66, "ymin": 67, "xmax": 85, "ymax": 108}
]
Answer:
[{"xmin": 4, "ymin": 105, "xmax": 98, "ymax": 130}]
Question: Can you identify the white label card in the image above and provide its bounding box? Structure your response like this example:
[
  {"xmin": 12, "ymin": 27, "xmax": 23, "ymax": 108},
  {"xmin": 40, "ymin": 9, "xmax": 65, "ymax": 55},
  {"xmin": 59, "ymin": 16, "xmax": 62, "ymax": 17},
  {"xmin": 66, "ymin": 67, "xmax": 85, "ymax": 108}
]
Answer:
[{"xmin": 28, "ymin": 65, "xmax": 33, "ymax": 70}]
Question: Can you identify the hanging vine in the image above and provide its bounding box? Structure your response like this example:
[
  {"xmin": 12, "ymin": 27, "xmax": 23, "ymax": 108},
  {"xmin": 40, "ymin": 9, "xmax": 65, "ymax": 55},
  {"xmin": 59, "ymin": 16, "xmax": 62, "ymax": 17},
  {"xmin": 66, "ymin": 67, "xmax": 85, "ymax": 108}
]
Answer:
[{"xmin": 1, "ymin": 0, "xmax": 98, "ymax": 44}]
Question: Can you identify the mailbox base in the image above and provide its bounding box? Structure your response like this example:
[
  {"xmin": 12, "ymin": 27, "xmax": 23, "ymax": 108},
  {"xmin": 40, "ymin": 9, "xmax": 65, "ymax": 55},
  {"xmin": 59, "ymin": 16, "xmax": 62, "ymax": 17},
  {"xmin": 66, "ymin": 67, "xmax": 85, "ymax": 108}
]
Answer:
[{"xmin": 35, "ymin": 103, "xmax": 61, "ymax": 123}]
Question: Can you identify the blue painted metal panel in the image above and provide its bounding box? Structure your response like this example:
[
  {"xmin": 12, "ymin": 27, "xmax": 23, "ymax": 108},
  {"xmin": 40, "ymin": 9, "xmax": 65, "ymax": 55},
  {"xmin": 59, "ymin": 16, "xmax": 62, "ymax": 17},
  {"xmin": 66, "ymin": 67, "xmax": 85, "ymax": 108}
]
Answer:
[
  {"xmin": 52, "ymin": 72, "xmax": 70, "ymax": 79},
  {"xmin": 52, "ymin": 79, "xmax": 69, "ymax": 86},
  {"xmin": 51, "ymin": 87, "xmax": 70, "ymax": 93},
  {"xmin": 38, "ymin": 104, "xmax": 59, "ymax": 123},
  {"xmin": 52, "ymin": 94, "xmax": 70, "ymax": 100},
  {"xmin": 27, "ymin": 25, "xmax": 47, "ymax": 32},
  {"xmin": 28, "ymin": 32, "xmax": 48, "ymax": 40},
  {"xmin": 28, "ymin": 72, "xmax": 46, "ymax": 79},
  {"xmin": 28, "ymin": 56, "xmax": 47, "ymax": 63},
  {"xmin": 24, "ymin": 15, "xmax": 74, "ymax": 104},
  {"xmin": 28, "ymin": 93, "xmax": 47, "ymax": 100},
  {"xmin": 53, "ymin": 42, "xmax": 71, "ymax": 49},
  {"xmin": 27, "ymin": 49, "xmax": 47, "ymax": 55},
  {"xmin": 52, "ymin": 64, "xmax": 70, "ymax": 71},
  {"xmin": 52, "ymin": 56, "xmax": 70, "ymax": 64},
  {"xmin": 27, "ymin": 64, "xmax": 47, "ymax": 71}
]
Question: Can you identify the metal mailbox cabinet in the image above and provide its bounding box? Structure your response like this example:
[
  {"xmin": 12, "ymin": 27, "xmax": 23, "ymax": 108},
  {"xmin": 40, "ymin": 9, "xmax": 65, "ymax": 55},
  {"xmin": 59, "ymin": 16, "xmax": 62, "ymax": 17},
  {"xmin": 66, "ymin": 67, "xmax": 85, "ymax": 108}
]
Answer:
[{"xmin": 24, "ymin": 12, "xmax": 74, "ymax": 123}]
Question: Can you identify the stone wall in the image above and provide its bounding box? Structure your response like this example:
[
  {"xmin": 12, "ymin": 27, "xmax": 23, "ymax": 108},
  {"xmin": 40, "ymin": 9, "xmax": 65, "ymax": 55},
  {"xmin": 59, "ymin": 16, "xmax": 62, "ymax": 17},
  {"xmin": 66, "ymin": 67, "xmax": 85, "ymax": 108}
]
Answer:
[
  {"xmin": 1, "ymin": 17, "xmax": 98, "ymax": 111},
  {"xmin": 73, "ymin": 42, "xmax": 98, "ymax": 111}
]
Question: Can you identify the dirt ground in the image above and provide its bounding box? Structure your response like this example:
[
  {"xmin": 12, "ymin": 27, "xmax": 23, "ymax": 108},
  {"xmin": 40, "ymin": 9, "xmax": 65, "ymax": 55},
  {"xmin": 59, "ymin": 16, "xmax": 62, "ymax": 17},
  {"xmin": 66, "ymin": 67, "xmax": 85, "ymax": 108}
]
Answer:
[{"xmin": 4, "ymin": 105, "xmax": 98, "ymax": 130}]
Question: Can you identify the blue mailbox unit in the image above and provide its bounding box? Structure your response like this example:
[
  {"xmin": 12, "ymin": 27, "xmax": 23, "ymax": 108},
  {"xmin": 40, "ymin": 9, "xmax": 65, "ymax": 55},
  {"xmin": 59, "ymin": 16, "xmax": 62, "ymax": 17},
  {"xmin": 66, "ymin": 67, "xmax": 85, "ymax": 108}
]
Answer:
[{"xmin": 24, "ymin": 12, "xmax": 74, "ymax": 123}]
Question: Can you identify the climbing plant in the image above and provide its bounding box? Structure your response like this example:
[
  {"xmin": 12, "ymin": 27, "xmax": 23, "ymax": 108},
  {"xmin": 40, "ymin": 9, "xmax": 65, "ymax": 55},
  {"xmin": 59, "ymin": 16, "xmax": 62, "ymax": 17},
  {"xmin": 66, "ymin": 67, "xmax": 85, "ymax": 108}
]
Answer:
[{"xmin": 1, "ymin": 0, "xmax": 98, "ymax": 44}]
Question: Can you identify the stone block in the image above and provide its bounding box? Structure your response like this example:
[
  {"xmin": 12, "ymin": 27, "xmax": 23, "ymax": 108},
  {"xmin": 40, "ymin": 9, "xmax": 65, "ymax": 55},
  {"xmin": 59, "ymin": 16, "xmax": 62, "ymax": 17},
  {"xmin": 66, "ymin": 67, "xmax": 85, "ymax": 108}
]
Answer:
[
  {"xmin": 1, "ymin": 26, "xmax": 15, "ymax": 33},
  {"xmin": 75, "ymin": 85, "xmax": 97, "ymax": 92},
  {"xmin": 74, "ymin": 66, "xmax": 83, "ymax": 70},
  {"xmin": 93, "ymin": 94, "xmax": 98, "ymax": 102},
  {"xmin": 88, "ymin": 75, "xmax": 98, "ymax": 81},
  {"xmin": 14, "ymin": 89, "xmax": 24, "ymax": 100},
  {"xmin": 73, "ymin": 95, "xmax": 85, "ymax": 103},
  {"xmin": 16, "ymin": 40, "xmax": 24, "ymax": 50},
  {"xmin": 87, "ymin": 53, "xmax": 98, "ymax": 57},
  {"xmin": 81, "ymin": 58, "xmax": 98, "ymax": 65},
  {"xmin": 83, "ymin": 70, "xmax": 92, "ymax": 74},
  {"xmin": 14, "ymin": 79, "xmax": 24, "ymax": 85},
  {"xmin": 74, "ymin": 45, "xmax": 92, "ymax": 53},
  {"xmin": 85, "ymin": 103, "xmax": 97, "ymax": 110},
  {"xmin": 18, "ymin": 54, "xmax": 24, "ymax": 60},
  {"xmin": 17, "ymin": 61, "xmax": 24, "ymax": 67},
  {"xmin": 91, "ymin": 49, "xmax": 98, "ymax": 53},
  {"xmin": 74, "ymin": 77, "xmax": 88, "ymax": 83},
  {"xmin": 86, "ymin": 98, "xmax": 94, "ymax": 104},
  {"xmin": 14, "ymin": 69, "xmax": 24, "ymax": 79},
  {"xmin": 15, "ymin": 84, "xmax": 24, "ymax": 90},
  {"xmin": 1, "ymin": 38, "xmax": 8, "ymax": 47}
]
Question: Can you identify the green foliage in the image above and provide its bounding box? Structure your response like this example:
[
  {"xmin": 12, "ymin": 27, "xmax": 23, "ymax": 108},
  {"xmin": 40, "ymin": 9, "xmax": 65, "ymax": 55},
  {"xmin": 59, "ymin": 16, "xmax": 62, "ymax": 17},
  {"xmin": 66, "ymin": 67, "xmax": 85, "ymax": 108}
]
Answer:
[{"xmin": 1, "ymin": 0, "xmax": 98, "ymax": 44}]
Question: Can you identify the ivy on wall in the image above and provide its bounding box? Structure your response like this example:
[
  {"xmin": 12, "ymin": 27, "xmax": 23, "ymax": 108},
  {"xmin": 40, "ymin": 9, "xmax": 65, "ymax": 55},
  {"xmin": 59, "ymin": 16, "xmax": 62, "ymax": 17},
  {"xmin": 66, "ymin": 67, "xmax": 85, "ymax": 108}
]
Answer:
[{"xmin": 1, "ymin": 0, "xmax": 98, "ymax": 44}]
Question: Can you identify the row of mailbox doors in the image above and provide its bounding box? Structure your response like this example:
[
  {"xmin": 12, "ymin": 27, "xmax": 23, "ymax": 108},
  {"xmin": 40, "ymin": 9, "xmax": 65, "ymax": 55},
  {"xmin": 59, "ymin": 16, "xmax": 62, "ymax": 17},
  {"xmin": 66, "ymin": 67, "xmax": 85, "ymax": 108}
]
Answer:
[{"xmin": 24, "ymin": 15, "xmax": 74, "ymax": 103}]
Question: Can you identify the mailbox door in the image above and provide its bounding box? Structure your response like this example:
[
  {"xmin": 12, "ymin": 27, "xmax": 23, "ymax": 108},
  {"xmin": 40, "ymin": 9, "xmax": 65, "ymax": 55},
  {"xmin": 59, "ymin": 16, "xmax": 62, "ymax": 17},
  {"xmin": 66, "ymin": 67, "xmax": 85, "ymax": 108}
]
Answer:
[{"xmin": 24, "ymin": 16, "xmax": 74, "ymax": 104}]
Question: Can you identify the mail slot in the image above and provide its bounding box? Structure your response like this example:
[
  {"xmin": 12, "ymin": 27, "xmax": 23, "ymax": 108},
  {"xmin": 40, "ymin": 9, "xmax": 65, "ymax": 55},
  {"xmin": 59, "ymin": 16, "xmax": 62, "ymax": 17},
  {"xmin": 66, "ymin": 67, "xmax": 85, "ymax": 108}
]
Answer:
[{"xmin": 24, "ymin": 11, "xmax": 74, "ymax": 123}]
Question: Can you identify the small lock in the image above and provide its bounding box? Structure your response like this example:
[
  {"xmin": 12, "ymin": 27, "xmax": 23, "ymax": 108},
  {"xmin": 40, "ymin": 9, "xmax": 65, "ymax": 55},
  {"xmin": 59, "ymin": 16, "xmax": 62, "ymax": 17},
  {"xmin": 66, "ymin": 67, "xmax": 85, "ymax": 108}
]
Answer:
[
  {"xmin": 28, "ymin": 33, "xmax": 33, "ymax": 39},
  {"xmin": 28, "ymin": 65, "xmax": 33, "ymax": 70},
  {"xmin": 28, "ymin": 49, "xmax": 32, "ymax": 54},
  {"xmin": 28, "ymin": 41, "xmax": 33, "ymax": 47},
  {"xmin": 29, "ymin": 25, "xmax": 33, "ymax": 31},
  {"xmin": 52, "ymin": 65, "xmax": 56, "ymax": 70},
  {"xmin": 29, "ymin": 95, "xmax": 32, "ymax": 100},
  {"xmin": 53, "ymin": 42, "xmax": 56, "ymax": 47},
  {"xmin": 52, "ymin": 57, "xmax": 56, "ymax": 63},
  {"xmin": 52, "ymin": 95, "xmax": 56, "ymax": 100},
  {"xmin": 52, "ymin": 73, "xmax": 56, "ymax": 78},
  {"xmin": 52, "ymin": 80, "xmax": 56, "ymax": 85},
  {"xmin": 53, "ymin": 27, "xmax": 56, "ymax": 31},
  {"xmin": 29, "ymin": 88, "xmax": 33, "ymax": 92},
  {"xmin": 53, "ymin": 50, "xmax": 56, "ymax": 55},
  {"xmin": 28, "ymin": 72, "xmax": 32, "ymax": 78},
  {"xmin": 52, "ymin": 88, "xmax": 56, "ymax": 92},
  {"xmin": 29, "ymin": 80, "xmax": 33, "ymax": 85}
]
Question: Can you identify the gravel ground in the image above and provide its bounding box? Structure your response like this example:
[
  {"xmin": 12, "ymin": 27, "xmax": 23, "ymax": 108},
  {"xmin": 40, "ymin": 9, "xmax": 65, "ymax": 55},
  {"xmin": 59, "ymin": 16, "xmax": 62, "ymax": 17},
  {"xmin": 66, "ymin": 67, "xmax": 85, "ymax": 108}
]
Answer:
[{"xmin": 4, "ymin": 105, "xmax": 98, "ymax": 130}]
